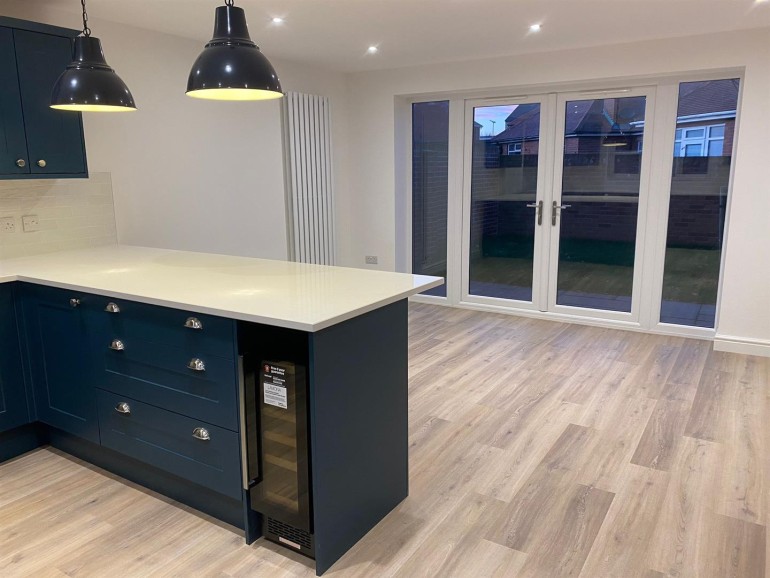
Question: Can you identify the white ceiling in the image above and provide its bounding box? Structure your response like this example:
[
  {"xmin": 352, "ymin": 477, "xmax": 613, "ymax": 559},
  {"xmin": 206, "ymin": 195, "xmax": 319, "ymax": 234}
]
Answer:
[{"xmin": 39, "ymin": 0, "xmax": 770, "ymax": 72}]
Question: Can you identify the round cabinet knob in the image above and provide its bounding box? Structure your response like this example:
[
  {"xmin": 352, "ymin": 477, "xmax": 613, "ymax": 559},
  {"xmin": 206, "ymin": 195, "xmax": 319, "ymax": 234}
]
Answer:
[
  {"xmin": 184, "ymin": 317, "xmax": 203, "ymax": 330},
  {"xmin": 16, "ymin": 159, "xmax": 26, "ymax": 168},
  {"xmin": 187, "ymin": 358, "xmax": 206, "ymax": 372},
  {"xmin": 192, "ymin": 427, "xmax": 210, "ymax": 441},
  {"xmin": 37, "ymin": 159, "xmax": 46, "ymax": 168},
  {"xmin": 69, "ymin": 298, "xmax": 81, "ymax": 308},
  {"xmin": 109, "ymin": 339, "xmax": 125, "ymax": 351},
  {"xmin": 115, "ymin": 402, "xmax": 131, "ymax": 415},
  {"xmin": 105, "ymin": 302, "xmax": 121, "ymax": 314}
]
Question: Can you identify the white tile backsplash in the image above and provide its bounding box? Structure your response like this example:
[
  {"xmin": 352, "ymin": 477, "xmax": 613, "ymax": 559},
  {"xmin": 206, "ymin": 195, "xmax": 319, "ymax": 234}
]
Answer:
[{"xmin": 0, "ymin": 172, "xmax": 117, "ymax": 259}]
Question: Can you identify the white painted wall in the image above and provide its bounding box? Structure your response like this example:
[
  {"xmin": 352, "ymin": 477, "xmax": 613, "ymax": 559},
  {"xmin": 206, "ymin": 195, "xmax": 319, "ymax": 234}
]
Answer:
[
  {"xmin": 0, "ymin": 2, "xmax": 349, "ymax": 262},
  {"xmin": 340, "ymin": 28, "xmax": 770, "ymax": 351}
]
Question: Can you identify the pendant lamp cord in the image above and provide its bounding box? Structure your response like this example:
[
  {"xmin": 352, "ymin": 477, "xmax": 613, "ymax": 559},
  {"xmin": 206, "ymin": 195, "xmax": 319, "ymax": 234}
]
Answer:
[
  {"xmin": 225, "ymin": 0, "xmax": 234, "ymax": 6},
  {"xmin": 80, "ymin": 0, "xmax": 91, "ymax": 37}
]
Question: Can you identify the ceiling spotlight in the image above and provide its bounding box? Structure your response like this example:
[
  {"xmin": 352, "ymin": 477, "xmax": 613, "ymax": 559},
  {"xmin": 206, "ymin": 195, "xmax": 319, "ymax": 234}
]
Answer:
[
  {"xmin": 367, "ymin": 45, "xmax": 378, "ymax": 54},
  {"xmin": 272, "ymin": 17, "xmax": 284, "ymax": 24},
  {"xmin": 529, "ymin": 24, "xmax": 542, "ymax": 32}
]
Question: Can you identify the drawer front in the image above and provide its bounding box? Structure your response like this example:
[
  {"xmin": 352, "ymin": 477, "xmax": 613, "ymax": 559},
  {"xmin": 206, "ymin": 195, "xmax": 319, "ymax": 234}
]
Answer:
[
  {"xmin": 92, "ymin": 296, "xmax": 236, "ymax": 360},
  {"xmin": 98, "ymin": 337, "xmax": 239, "ymax": 431},
  {"xmin": 97, "ymin": 390, "xmax": 242, "ymax": 500}
]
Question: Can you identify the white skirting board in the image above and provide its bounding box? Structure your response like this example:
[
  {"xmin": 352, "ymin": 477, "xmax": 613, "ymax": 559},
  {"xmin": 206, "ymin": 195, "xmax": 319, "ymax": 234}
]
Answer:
[
  {"xmin": 713, "ymin": 334, "xmax": 770, "ymax": 358},
  {"xmin": 283, "ymin": 91, "xmax": 336, "ymax": 265}
]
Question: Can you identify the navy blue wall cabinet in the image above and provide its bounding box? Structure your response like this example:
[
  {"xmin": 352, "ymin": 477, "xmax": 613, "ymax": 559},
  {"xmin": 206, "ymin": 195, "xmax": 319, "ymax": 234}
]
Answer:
[
  {"xmin": 20, "ymin": 284, "xmax": 100, "ymax": 443},
  {"xmin": 0, "ymin": 18, "xmax": 87, "ymax": 180},
  {"xmin": 0, "ymin": 284, "xmax": 30, "ymax": 433}
]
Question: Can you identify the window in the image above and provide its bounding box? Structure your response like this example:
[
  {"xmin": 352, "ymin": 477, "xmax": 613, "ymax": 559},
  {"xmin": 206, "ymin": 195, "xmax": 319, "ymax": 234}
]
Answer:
[
  {"xmin": 660, "ymin": 79, "xmax": 739, "ymax": 328},
  {"xmin": 412, "ymin": 101, "xmax": 449, "ymax": 297},
  {"xmin": 674, "ymin": 124, "xmax": 726, "ymax": 157},
  {"xmin": 507, "ymin": 142, "xmax": 522, "ymax": 155}
]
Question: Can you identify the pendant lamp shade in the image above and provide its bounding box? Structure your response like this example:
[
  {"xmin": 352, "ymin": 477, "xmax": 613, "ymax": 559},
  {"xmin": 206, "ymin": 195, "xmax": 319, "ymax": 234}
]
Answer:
[
  {"xmin": 187, "ymin": 4, "xmax": 283, "ymax": 101},
  {"xmin": 51, "ymin": 36, "xmax": 137, "ymax": 112}
]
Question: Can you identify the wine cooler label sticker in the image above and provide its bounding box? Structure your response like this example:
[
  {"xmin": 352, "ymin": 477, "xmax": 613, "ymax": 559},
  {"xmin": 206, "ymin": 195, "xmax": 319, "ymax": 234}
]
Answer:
[{"xmin": 264, "ymin": 382, "xmax": 288, "ymax": 409}]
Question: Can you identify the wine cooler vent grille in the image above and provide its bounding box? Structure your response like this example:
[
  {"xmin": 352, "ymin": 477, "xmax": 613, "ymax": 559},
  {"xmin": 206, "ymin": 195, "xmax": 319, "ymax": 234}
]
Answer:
[{"xmin": 267, "ymin": 517, "xmax": 312, "ymax": 550}]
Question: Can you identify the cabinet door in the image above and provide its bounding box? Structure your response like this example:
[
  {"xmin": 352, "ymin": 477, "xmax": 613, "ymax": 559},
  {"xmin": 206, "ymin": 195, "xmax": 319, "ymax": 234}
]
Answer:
[
  {"xmin": 0, "ymin": 28, "xmax": 29, "ymax": 177},
  {"xmin": 22, "ymin": 285, "xmax": 99, "ymax": 443},
  {"xmin": 0, "ymin": 285, "xmax": 30, "ymax": 433},
  {"xmin": 13, "ymin": 30, "xmax": 86, "ymax": 176}
]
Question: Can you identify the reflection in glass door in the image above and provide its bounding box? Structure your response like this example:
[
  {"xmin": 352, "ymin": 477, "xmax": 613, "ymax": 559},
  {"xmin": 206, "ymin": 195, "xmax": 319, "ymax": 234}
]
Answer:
[
  {"xmin": 465, "ymin": 99, "xmax": 545, "ymax": 305},
  {"xmin": 551, "ymin": 93, "xmax": 650, "ymax": 315}
]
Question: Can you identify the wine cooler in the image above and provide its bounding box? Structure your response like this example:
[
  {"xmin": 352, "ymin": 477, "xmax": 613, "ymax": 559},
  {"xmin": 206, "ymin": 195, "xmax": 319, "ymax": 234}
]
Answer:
[{"xmin": 243, "ymin": 356, "xmax": 314, "ymax": 558}]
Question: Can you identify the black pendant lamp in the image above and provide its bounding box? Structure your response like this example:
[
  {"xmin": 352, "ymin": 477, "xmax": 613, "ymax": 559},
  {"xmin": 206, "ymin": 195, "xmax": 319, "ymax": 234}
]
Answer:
[
  {"xmin": 50, "ymin": 0, "xmax": 136, "ymax": 112},
  {"xmin": 187, "ymin": 0, "xmax": 283, "ymax": 101}
]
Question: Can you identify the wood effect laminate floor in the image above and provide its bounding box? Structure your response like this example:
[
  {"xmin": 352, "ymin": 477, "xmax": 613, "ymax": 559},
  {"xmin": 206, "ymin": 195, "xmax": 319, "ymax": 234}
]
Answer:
[{"xmin": 1, "ymin": 303, "xmax": 768, "ymax": 578}]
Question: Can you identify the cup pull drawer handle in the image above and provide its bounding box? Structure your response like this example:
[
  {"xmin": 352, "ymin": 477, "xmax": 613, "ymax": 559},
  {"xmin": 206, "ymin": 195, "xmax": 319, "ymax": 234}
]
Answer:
[
  {"xmin": 105, "ymin": 302, "xmax": 121, "ymax": 313},
  {"xmin": 184, "ymin": 317, "xmax": 203, "ymax": 330},
  {"xmin": 115, "ymin": 402, "xmax": 131, "ymax": 415},
  {"xmin": 187, "ymin": 358, "xmax": 206, "ymax": 372},
  {"xmin": 109, "ymin": 339, "xmax": 125, "ymax": 351},
  {"xmin": 192, "ymin": 427, "xmax": 210, "ymax": 441}
]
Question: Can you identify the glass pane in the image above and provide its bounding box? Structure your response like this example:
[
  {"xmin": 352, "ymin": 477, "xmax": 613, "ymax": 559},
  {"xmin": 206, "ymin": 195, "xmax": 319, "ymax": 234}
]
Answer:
[
  {"xmin": 684, "ymin": 128, "xmax": 705, "ymax": 138},
  {"xmin": 685, "ymin": 143, "xmax": 703, "ymax": 157},
  {"xmin": 675, "ymin": 129, "xmax": 683, "ymax": 139},
  {"xmin": 709, "ymin": 125, "xmax": 725, "ymax": 138},
  {"xmin": 468, "ymin": 103, "xmax": 541, "ymax": 302},
  {"xmin": 660, "ymin": 79, "xmax": 740, "ymax": 327},
  {"xmin": 412, "ymin": 101, "xmax": 449, "ymax": 296},
  {"xmin": 556, "ymin": 96, "xmax": 646, "ymax": 312}
]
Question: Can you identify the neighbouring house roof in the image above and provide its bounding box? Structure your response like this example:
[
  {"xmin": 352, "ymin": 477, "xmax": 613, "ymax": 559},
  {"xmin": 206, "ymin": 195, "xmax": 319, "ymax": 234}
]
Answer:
[
  {"xmin": 677, "ymin": 79, "xmax": 739, "ymax": 117},
  {"xmin": 489, "ymin": 80, "xmax": 738, "ymax": 144}
]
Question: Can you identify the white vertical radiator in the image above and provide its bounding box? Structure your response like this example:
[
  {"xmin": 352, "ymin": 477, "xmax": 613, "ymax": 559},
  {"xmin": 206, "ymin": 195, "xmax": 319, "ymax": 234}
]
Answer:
[{"xmin": 283, "ymin": 91, "xmax": 336, "ymax": 265}]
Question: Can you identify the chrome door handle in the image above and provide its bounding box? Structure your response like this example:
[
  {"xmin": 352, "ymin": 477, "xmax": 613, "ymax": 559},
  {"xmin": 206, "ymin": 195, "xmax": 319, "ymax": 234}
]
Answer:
[
  {"xmin": 115, "ymin": 402, "xmax": 131, "ymax": 415},
  {"xmin": 187, "ymin": 358, "xmax": 206, "ymax": 372},
  {"xmin": 526, "ymin": 200, "xmax": 543, "ymax": 226},
  {"xmin": 109, "ymin": 339, "xmax": 125, "ymax": 351},
  {"xmin": 184, "ymin": 317, "xmax": 203, "ymax": 330},
  {"xmin": 69, "ymin": 298, "xmax": 81, "ymax": 308},
  {"xmin": 552, "ymin": 201, "xmax": 572, "ymax": 225},
  {"xmin": 192, "ymin": 427, "xmax": 210, "ymax": 441},
  {"xmin": 105, "ymin": 302, "xmax": 121, "ymax": 313}
]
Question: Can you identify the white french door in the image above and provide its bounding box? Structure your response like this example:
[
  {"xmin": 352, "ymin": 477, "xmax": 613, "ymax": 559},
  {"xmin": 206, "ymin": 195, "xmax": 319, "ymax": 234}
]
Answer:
[{"xmin": 460, "ymin": 87, "xmax": 656, "ymax": 323}]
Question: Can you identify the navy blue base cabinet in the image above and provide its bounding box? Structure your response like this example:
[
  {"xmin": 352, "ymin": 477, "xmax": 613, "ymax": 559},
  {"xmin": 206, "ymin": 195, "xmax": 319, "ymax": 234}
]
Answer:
[
  {"xmin": 0, "ymin": 17, "xmax": 87, "ymax": 179},
  {"xmin": 3, "ymin": 281, "xmax": 411, "ymax": 576},
  {"xmin": 20, "ymin": 284, "xmax": 100, "ymax": 443},
  {"xmin": 0, "ymin": 284, "xmax": 30, "ymax": 433}
]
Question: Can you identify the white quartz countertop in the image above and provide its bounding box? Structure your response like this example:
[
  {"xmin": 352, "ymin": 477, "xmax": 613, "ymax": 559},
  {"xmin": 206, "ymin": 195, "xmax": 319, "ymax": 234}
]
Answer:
[{"xmin": 0, "ymin": 245, "xmax": 443, "ymax": 331}]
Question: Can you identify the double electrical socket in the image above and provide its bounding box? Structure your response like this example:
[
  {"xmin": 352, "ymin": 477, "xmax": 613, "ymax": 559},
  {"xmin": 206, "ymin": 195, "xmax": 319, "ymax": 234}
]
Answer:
[
  {"xmin": 0, "ymin": 215, "xmax": 40, "ymax": 233},
  {"xmin": 365, "ymin": 255, "xmax": 378, "ymax": 265}
]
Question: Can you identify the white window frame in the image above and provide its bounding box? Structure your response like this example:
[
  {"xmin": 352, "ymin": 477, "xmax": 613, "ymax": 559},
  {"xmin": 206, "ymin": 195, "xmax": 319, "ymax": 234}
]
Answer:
[
  {"xmin": 674, "ymin": 123, "xmax": 726, "ymax": 157},
  {"xmin": 507, "ymin": 142, "xmax": 522, "ymax": 155}
]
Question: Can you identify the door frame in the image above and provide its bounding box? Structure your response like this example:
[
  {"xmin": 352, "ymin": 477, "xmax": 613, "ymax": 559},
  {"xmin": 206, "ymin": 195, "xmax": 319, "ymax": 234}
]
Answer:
[
  {"xmin": 547, "ymin": 86, "xmax": 657, "ymax": 324},
  {"xmin": 459, "ymin": 94, "xmax": 556, "ymax": 312}
]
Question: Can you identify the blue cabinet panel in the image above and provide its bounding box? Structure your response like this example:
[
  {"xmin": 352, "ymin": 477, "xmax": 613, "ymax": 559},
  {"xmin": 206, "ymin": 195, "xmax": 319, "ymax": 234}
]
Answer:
[
  {"xmin": 21, "ymin": 284, "xmax": 99, "ymax": 443},
  {"xmin": 97, "ymin": 390, "xmax": 242, "ymax": 500},
  {"xmin": 98, "ymin": 337, "xmax": 239, "ymax": 431},
  {"xmin": 0, "ymin": 284, "xmax": 30, "ymax": 433},
  {"xmin": 0, "ymin": 28, "xmax": 29, "ymax": 177},
  {"xmin": 13, "ymin": 29, "xmax": 86, "ymax": 176}
]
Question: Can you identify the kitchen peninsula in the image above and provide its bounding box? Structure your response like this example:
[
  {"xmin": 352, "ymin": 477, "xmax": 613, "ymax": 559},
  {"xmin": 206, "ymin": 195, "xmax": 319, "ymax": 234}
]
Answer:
[{"xmin": 0, "ymin": 245, "xmax": 442, "ymax": 575}]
